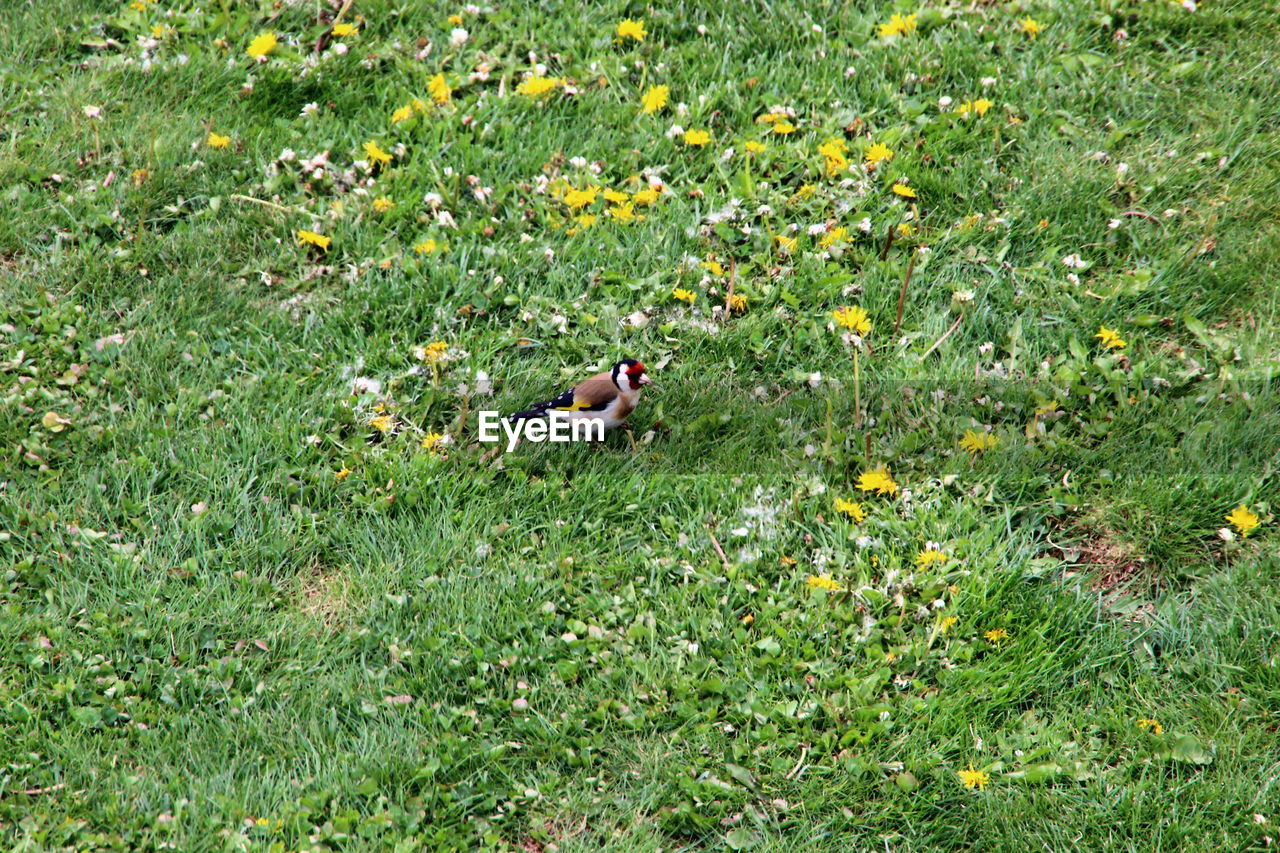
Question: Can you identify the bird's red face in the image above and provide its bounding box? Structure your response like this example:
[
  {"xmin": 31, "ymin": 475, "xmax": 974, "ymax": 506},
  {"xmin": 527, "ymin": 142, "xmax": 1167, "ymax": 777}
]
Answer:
[{"xmin": 625, "ymin": 361, "xmax": 653, "ymax": 390}]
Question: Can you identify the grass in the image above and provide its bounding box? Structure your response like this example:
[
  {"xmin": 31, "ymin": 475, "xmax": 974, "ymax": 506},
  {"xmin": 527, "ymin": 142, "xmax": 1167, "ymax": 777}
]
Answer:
[{"xmin": 2, "ymin": 0, "xmax": 1279, "ymax": 849}]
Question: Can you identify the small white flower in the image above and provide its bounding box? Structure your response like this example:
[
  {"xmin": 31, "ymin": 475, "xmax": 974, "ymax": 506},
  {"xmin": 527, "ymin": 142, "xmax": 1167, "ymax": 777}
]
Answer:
[
  {"xmin": 83, "ymin": 105, "xmax": 103, "ymax": 119},
  {"xmin": 1062, "ymin": 253, "xmax": 1088, "ymax": 269},
  {"xmin": 300, "ymin": 102, "xmax": 319, "ymax": 118},
  {"xmin": 937, "ymin": 96, "xmax": 953, "ymax": 108},
  {"xmin": 980, "ymin": 76, "xmax": 997, "ymax": 87},
  {"xmin": 979, "ymin": 341, "xmax": 994, "ymax": 354},
  {"xmin": 1108, "ymin": 218, "xmax": 1122, "ymax": 229},
  {"xmin": 333, "ymin": 42, "xmax": 348, "ymax": 55},
  {"xmin": 665, "ymin": 124, "xmax": 684, "ymax": 139},
  {"xmin": 450, "ymin": 28, "xmax": 469, "ymax": 47}
]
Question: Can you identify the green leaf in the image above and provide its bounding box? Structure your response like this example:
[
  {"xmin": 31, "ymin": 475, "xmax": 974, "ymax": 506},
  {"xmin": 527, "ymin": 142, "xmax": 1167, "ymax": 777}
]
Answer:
[
  {"xmin": 1171, "ymin": 734, "xmax": 1214, "ymax": 765},
  {"xmin": 725, "ymin": 827, "xmax": 758, "ymax": 850},
  {"xmin": 724, "ymin": 762, "xmax": 757, "ymax": 790}
]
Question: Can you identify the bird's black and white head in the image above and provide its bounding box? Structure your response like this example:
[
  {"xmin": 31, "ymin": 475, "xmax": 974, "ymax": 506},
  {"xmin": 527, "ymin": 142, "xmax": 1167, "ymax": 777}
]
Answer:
[{"xmin": 611, "ymin": 358, "xmax": 656, "ymax": 392}]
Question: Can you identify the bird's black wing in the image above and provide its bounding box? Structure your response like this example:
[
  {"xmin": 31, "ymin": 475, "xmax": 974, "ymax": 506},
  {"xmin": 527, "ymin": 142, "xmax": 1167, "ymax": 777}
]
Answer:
[{"xmin": 506, "ymin": 384, "xmax": 583, "ymax": 417}]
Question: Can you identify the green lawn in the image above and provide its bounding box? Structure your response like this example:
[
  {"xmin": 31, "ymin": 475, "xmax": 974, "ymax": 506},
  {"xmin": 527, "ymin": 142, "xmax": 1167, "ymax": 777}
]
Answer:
[{"xmin": 3, "ymin": 0, "xmax": 1279, "ymax": 849}]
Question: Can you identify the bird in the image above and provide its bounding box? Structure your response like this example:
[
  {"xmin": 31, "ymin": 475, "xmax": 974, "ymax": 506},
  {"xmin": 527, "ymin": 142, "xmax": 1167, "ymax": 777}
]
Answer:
[{"xmin": 507, "ymin": 358, "xmax": 657, "ymax": 434}]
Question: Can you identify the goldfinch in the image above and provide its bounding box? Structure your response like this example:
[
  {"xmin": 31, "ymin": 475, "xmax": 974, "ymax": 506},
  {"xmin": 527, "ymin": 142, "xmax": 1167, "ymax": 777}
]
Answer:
[{"xmin": 508, "ymin": 358, "xmax": 657, "ymax": 432}]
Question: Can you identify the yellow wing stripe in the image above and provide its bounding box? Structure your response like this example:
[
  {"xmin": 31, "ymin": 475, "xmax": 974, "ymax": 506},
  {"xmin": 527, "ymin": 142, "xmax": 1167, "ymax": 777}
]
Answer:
[{"xmin": 552, "ymin": 400, "xmax": 593, "ymax": 411}]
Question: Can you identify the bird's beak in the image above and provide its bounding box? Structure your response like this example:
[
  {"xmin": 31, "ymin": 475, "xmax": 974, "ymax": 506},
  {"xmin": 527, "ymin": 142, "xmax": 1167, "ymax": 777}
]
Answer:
[{"xmin": 640, "ymin": 375, "xmax": 659, "ymax": 390}]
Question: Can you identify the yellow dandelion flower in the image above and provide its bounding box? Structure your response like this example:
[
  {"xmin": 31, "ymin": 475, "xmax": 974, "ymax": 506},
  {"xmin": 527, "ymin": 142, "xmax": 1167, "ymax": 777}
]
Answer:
[
  {"xmin": 421, "ymin": 432, "xmax": 445, "ymax": 452},
  {"xmin": 1095, "ymin": 326, "xmax": 1126, "ymax": 350},
  {"xmin": 806, "ymin": 574, "xmax": 842, "ymax": 591},
  {"xmin": 296, "ymin": 230, "xmax": 331, "ymax": 250},
  {"xmin": 834, "ymin": 498, "xmax": 866, "ymax": 522},
  {"xmin": 878, "ymin": 12, "xmax": 918, "ymax": 38},
  {"xmin": 207, "ymin": 132, "xmax": 231, "ymax": 149},
  {"xmin": 959, "ymin": 429, "xmax": 1000, "ymax": 454},
  {"xmin": 957, "ymin": 764, "xmax": 989, "ymax": 791},
  {"xmin": 632, "ymin": 186, "xmax": 661, "ymax": 205},
  {"xmin": 607, "ymin": 202, "xmax": 638, "ymax": 223},
  {"xmin": 517, "ymin": 75, "xmax": 562, "ymax": 97},
  {"xmin": 864, "ymin": 142, "xmax": 894, "ymax": 166},
  {"xmin": 573, "ymin": 213, "xmax": 597, "ymax": 228},
  {"xmin": 1019, "ymin": 17, "xmax": 1043, "ymax": 38},
  {"xmin": 1226, "ymin": 505, "xmax": 1260, "ymax": 536},
  {"xmin": 333, "ymin": 23, "xmax": 358, "ymax": 37},
  {"xmin": 833, "ymin": 304, "xmax": 871, "ymax": 334},
  {"xmin": 363, "ymin": 140, "xmax": 393, "ymax": 166},
  {"xmin": 413, "ymin": 239, "xmax": 441, "ymax": 254},
  {"xmin": 818, "ymin": 138, "xmax": 850, "ymax": 176},
  {"xmin": 335, "ymin": 467, "xmax": 352, "ymax": 482},
  {"xmin": 984, "ymin": 627, "xmax": 1010, "ymax": 645},
  {"xmin": 672, "ymin": 288, "xmax": 696, "ymax": 304},
  {"xmin": 429, "ymin": 73, "xmax": 452, "ymax": 105},
  {"xmin": 131, "ymin": 168, "xmax": 149, "ymax": 186},
  {"xmin": 683, "ymin": 129, "xmax": 711, "ymax": 146},
  {"xmin": 729, "ymin": 293, "xmax": 747, "ymax": 313},
  {"xmin": 915, "ymin": 548, "xmax": 948, "ymax": 568},
  {"xmin": 939, "ymin": 615, "xmax": 958, "ymax": 633},
  {"xmin": 369, "ymin": 415, "xmax": 396, "ymax": 433},
  {"xmin": 616, "ymin": 18, "xmax": 647, "ymax": 42},
  {"xmin": 563, "ymin": 187, "xmax": 598, "ymax": 210},
  {"xmin": 447, "ymin": 13, "xmax": 464, "ymax": 26},
  {"xmin": 247, "ymin": 32, "xmax": 277, "ymax": 59},
  {"xmin": 896, "ymin": 222, "xmax": 915, "ymax": 237},
  {"xmin": 391, "ymin": 105, "xmax": 414, "ymax": 123},
  {"xmin": 372, "ymin": 197, "xmax": 395, "ymax": 212},
  {"xmin": 820, "ymin": 227, "xmax": 850, "ymax": 249},
  {"xmin": 892, "ymin": 183, "xmax": 917, "ymax": 198},
  {"xmin": 772, "ymin": 120, "xmax": 796, "ymax": 134},
  {"xmin": 1137, "ymin": 718, "xmax": 1164, "ymax": 735},
  {"xmin": 744, "ymin": 140, "xmax": 767, "ymax": 154},
  {"xmin": 702, "ymin": 260, "xmax": 725, "ymax": 276},
  {"xmin": 856, "ymin": 467, "xmax": 899, "ymax": 496},
  {"xmin": 640, "ymin": 85, "xmax": 669, "ymax": 114},
  {"xmin": 774, "ymin": 234, "xmax": 798, "ymax": 253},
  {"xmin": 972, "ymin": 98, "xmax": 994, "ymax": 116},
  {"xmin": 603, "ymin": 188, "xmax": 629, "ymax": 204},
  {"xmin": 420, "ymin": 341, "xmax": 449, "ymax": 362}
]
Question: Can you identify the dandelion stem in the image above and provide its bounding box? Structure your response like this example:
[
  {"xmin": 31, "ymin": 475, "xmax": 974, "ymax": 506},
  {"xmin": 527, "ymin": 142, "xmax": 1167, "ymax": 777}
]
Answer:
[
  {"xmin": 922, "ymin": 310, "xmax": 965, "ymax": 360},
  {"xmin": 880, "ymin": 223, "xmax": 896, "ymax": 261},
  {"xmin": 229, "ymin": 194, "xmax": 323, "ymax": 219},
  {"xmin": 894, "ymin": 250, "xmax": 916, "ymax": 337},
  {"xmin": 853, "ymin": 347, "xmax": 862, "ymax": 430},
  {"xmin": 724, "ymin": 257, "xmax": 736, "ymax": 318},
  {"xmin": 706, "ymin": 524, "xmax": 730, "ymax": 570}
]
